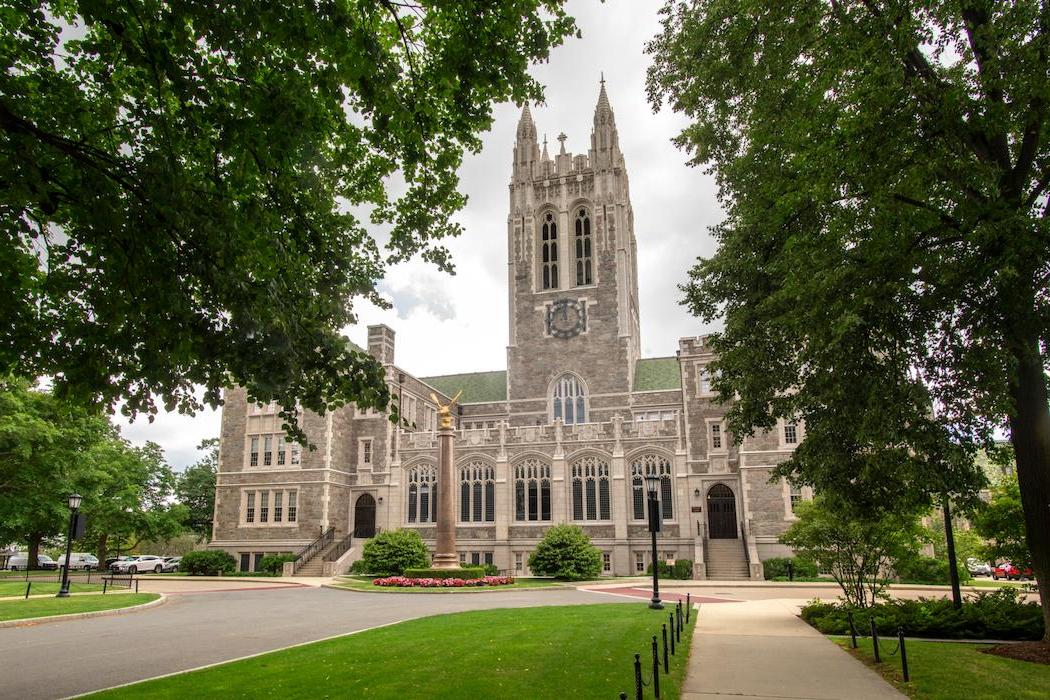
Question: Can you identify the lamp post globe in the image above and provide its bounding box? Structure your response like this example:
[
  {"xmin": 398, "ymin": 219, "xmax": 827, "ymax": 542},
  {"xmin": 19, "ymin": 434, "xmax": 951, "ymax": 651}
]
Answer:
[
  {"xmin": 644, "ymin": 474, "xmax": 663, "ymax": 610},
  {"xmin": 57, "ymin": 494, "xmax": 82, "ymax": 598}
]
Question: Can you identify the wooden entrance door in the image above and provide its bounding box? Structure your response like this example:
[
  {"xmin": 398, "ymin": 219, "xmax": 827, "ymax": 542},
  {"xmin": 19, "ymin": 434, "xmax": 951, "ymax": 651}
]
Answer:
[
  {"xmin": 706, "ymin": 484, "xmax": 738, "ymax": 539},
  {"xmin": 353, "ymin": 494, "xmax": 376, "ymax": 538}
]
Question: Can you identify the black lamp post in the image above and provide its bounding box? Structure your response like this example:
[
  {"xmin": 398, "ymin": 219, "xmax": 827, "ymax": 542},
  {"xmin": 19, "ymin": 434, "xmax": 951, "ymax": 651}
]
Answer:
[
  {"xmin": 57, "ymin": 493, "xmax": 82, "ymax": 598},
  {"xmin": 644, "ymin": 474, "xmax": 663, "ymax": 610}
]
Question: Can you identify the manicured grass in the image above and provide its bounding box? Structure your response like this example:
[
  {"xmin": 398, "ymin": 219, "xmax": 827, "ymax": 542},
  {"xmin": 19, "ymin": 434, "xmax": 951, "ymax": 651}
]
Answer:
[
  {"xmin": 834, "ymin": 637, "xmax": 1050, "ymax": 699},
  {"xmin": 333, "ymin": 575, "xmax": 566, "ymax": 593},
  {"xmin": 89, "ymin": 604, "xmax": 695, "ymax": 699},
  {"xmin": 965, "ymin": 579, "xmax": 1031, "ymax": 588},
  {"xmin": 0, "ymin": 581, "xmax": 103, "ymax": 596},
  {"xmin": 0, "ymin": 593, "xmax": 159, "ymax": 622}
]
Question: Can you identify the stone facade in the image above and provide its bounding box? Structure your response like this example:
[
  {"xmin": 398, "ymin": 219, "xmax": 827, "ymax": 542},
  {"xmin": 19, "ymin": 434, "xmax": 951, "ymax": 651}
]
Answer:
[{"xmin": 210, "ymin": 82, "xmax": 805, "ymax": 576}]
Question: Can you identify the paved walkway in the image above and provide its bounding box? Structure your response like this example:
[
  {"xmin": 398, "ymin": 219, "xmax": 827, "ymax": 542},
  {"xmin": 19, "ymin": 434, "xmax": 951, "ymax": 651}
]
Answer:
[{"xmin": 682, "ymin": 598, "xmax": 905, "ymax": 699}]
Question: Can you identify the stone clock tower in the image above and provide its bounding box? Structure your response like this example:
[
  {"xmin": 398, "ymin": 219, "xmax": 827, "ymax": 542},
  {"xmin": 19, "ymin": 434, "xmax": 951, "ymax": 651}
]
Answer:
[{"xmin": 505, "ymin": 81, "xmax": 642, "ymax": 419}]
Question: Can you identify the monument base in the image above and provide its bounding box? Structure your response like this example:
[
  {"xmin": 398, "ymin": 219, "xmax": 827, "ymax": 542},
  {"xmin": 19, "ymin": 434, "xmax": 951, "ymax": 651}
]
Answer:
[{"xmin": 431, "ymin": 553, "xmax": 460, "ymax": 570}]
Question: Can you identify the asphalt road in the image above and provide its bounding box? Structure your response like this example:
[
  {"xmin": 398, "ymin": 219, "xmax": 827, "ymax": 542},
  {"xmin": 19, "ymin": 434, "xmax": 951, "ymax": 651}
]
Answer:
[{"xmin": 0, "ymin": 586, "xmax": 630, "ymax": 699}]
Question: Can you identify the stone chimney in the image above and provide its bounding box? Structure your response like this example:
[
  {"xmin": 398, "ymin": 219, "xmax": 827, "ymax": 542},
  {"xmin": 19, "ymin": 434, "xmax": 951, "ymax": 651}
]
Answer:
[{"xmin": 367, "ymin": 324, "xmax": 396, "ymax": 365}]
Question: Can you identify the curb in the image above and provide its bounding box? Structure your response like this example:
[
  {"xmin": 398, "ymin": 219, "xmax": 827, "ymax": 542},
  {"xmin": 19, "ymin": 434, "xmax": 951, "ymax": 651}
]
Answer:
[
  {"xmin": 0, "ymin": 593, "xmax": 166, "ymax": 629},
  {"xmin": 322, "ymin": 582, "xmax": 572, "ymax": 594}
]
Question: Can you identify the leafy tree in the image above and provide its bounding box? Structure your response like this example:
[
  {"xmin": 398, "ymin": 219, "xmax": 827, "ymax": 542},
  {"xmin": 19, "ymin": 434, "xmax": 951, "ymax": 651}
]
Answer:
[
  {"xmin": 182, "ymin": 549, "xmax": 237, "ymax": 576},
  {"xmin": 780, "ymin": 497, "xmax": 927, "ymax": 607},
  {"xmin": 176, "ymin": 438, "xmax": 218, "ymax": 541},
  {"xmin": 0, "ymin": 376, "xmax": 110, "ymax": 567},
  {"xmin": 358, "ymin": 528, "xmax": 429, "ymax": 575},
  {"xmin": 971, "ymin": 472, "xmax": 1032, "ymax": 569},
  {"xmin": 79, "ymin": 440, "xmax": 187, "ymax": 567},
  {"xmin": 649, "ymin": 0, "xmax": 1050, "ymax": 637},
  {"xmin": 527, "ymin": 524, "xmax": 602, "ymax": 581},
  {"xmin": 1, "ymin": 1, "xmax": 577, "ymax": 440}
]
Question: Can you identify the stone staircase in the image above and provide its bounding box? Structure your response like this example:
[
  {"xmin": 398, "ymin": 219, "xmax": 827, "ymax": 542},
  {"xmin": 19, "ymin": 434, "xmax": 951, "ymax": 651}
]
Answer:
[
  {"xmin": 705, "ymin": 538, "xmax": 751, "ymax": 580},
  {"xmin": 292, "ymin": 539, "xmax": 344, "ymax": 577}
]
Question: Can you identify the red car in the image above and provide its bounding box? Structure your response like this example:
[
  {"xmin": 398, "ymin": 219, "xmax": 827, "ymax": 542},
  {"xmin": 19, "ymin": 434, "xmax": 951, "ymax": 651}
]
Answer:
[{"xmin": 992, "ymin": 563, "xmax": 1033, "ymax": 581}]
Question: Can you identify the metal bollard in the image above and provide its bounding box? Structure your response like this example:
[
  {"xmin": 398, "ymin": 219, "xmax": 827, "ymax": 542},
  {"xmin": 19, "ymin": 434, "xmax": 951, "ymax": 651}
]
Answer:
[
  {"xmin": 870, "ymin": 617, "xmax": 881, "ymax": 663},
  {"xmin": 898, "ymin": 627, "xmax": 909, "ymax": 682},
  {"xmin": 25, "ymin": 581, "xmax": 31, "ymax": 599},
  {"xmin": 135, "ymin": 578, "xmax": 139, "ymax": 594},
  {"xmin": 686, "ymin": 593, "xmax": 691, "ymax": 623},
  {"xmin": 676, "ymin": 608, "xmax": 682, "ymax": 644},
  {"xmin": 670, "ymin": 613, "xmax": 676, "ymax": 655},
  {"xmin": 652, "ymin": 636, "xmax": 661, "ymax": 698},
  {"xmin": 847, "ymin": 610, "xmax": 857, "ymax": 649},
  {"xmin": 662, "ymin": 624, "xmax": 669, "ymax": 673},
  {"xmin": 634, "ymin": 653, "xmax": 643, "ymax": 700}
]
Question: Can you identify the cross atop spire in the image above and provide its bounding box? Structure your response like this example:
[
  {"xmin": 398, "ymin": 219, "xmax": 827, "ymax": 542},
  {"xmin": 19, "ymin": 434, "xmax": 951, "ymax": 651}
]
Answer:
[
  {"xmin": 594, "ymin": 75, "xmax": 613, "ymax": 121},
  {"xmin": 557, "ymin": 132, "xmax": 567, "ymax": 155}
]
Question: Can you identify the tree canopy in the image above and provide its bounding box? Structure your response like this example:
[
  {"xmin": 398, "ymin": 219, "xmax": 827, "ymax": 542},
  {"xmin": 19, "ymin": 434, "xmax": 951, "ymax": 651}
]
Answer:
[
  {"xmin": 0, "ymin": 1, "xmax": 576, "ymax": 439},
  {"xmin": 649, "ymin": 0, "xmax": 1050, "ymax": 637},
  {"xmin": 175, "ymin": 438, "xmax": 218, "ymax": 541}
]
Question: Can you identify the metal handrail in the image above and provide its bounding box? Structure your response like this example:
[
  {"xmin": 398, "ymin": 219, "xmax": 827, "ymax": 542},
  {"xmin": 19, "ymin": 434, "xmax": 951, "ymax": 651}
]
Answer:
[
  {"xmin": 324, "ymin": 532, "xmax": 354, "ymax": 562},
  {"xmin": 740, "ymin": 519, "xmax": 751, "ymax": 572},
  {"xmin": 293, "ymin": 526, "xmax": 334, "ymax": 574}
]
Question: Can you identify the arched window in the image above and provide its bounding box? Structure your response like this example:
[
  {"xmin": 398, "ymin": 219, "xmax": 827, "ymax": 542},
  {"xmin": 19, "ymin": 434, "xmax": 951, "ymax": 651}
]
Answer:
[
  {"xmin": 459, "ymin": 461, "xmax": 495, "ymax": 523},
  {"xmin": 407, "ymin": 465, "xmax": 437, "ymax": 523},
  {"xmin": 540, "ymin": 211, "xmax": 559, "ymax": 290},
  {"xmin": 571, "ymin": 456, "xmax": 611, "ymax": 521},
  {"xmin": 552, "ymin": 374, "xmax": 587, "ymax": 424},
  {"xmin": 574, "ymin": 207, "xmax": 592, "ymax": 286},
  {"xmin": 630, "ymin": 454, "xmax": 674, "ymax": 521},
  {"xmin": 514, "ymin": 459, "xmax": 551, "ymax": 522}
]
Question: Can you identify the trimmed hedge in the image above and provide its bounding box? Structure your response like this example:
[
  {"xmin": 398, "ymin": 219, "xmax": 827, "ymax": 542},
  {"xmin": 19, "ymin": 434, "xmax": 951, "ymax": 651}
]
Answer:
[
  {"xmin": 182, "ymin": 550, "xmax": 237, "ymax": 576},
  {"xmin": 800, "ymin": 588, "xmax": 1044, "ymax": 640},
  {"xmin": 358, "ymin": 529, "xmax": 429, "ymax": 575},
  {"xmin": 403, "ymin": 567, "xmax": 485, "ymax": 580},
  {"xmin": 527, "ymin": 524, "xmax": 602, "ymax": 581},
  {"xmin": 259, "ymin": 553, "xmax": 297, "ymax": 575},
  {"xmin": 646, "ymin": 559, "xmax": 694, "ymax": 580},
  {"xmin": 762, "ymin": 557, "xmax": 818, "ymax": 580}
]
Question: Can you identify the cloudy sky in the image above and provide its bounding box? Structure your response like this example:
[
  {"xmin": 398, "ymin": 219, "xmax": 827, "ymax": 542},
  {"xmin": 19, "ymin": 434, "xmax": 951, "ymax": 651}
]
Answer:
[{"xmin": 120, "ymin": 1, "xmax": 724, "ymax": 470}]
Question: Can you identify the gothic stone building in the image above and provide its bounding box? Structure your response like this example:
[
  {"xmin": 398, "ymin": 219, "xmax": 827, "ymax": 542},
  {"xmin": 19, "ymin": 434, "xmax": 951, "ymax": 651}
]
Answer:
[{"xmin": 210, "ymin": 83, "xmax": 808, "ymax": 578}]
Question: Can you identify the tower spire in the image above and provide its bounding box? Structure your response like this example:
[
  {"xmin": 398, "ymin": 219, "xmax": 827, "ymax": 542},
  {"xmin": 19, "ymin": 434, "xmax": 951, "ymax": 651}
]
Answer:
[{"xmin": 516, "ymin": 103, "xmax": 537, "ymax": 142}]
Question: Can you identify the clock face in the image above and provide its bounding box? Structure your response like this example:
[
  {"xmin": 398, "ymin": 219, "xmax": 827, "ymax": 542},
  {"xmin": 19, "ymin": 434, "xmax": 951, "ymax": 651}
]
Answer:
[{"xmin": 547, "ymin": 299, "xmax": 586, "ymax": 338}]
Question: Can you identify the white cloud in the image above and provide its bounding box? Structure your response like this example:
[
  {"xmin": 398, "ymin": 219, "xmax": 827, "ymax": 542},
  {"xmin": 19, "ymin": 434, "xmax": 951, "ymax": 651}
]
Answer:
[{"xmin": 122, "ymin": 1, "xmax": 724, "ymax": 468}]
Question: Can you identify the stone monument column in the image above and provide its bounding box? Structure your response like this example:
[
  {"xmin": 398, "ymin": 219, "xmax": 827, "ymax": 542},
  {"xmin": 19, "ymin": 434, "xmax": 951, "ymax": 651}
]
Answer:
[{"xmin": 431, "ymin": 393, "xmax": 461, "ymax": 569}]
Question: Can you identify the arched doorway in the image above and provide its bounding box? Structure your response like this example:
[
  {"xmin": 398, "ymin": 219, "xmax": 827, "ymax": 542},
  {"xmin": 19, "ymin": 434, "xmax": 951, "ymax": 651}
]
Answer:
[
  {"xmin": 706, "ymin": 484, "xmax": 738, "ymax": 539},
  {"xmin": 353, "ymin": 494, "xmax": 376, "ymax": 538}
]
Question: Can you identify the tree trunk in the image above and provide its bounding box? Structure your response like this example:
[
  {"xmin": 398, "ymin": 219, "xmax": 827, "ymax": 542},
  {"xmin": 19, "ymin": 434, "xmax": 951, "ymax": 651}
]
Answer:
[
  {"xmin": 96, "ymin": 533, "xmax": 108, "ymax": 573},
  {"xmin": 1006, "ymin": 336, "xmax": 1050, "ymax": 642},
  {"xmin": 27, "ymin": 533, "xmax": 41, "ymax": 569}
]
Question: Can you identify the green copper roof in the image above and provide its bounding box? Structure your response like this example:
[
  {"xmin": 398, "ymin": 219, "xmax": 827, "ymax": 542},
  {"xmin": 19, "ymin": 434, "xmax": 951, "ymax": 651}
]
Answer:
[
  {"xmin": 634, "ymin": 357, "xmax": 681, "ymax": 391},
  {"xmin": 421, "ymin": 370, "xmax": 507, "ymax": 404}
]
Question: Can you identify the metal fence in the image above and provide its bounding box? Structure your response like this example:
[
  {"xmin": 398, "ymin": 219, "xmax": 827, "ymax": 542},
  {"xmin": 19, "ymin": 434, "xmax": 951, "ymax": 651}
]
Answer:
[
  {"xmin": 4, "ymin": 568, "xmax": 138, "ymax": 598},
  {"xmin": 846, "ymin": 610, "xmax": 911, "ymax": 682},
  {"xmin": 620, "ymin": 595, "xmax": 694, "ymax": 699}
]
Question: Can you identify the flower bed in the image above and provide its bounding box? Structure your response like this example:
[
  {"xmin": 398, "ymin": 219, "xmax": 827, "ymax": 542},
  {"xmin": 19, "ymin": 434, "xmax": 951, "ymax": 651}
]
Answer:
[{"xmin": 372, "ymin": 575, "xmax": 515, "ymax": 588}]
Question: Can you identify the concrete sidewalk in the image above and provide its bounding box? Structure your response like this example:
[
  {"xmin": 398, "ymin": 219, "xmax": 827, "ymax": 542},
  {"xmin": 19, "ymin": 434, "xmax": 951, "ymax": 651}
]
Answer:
[{"xmin": 682, "ymin": 598, "xmax": 905, "ymax": 699}]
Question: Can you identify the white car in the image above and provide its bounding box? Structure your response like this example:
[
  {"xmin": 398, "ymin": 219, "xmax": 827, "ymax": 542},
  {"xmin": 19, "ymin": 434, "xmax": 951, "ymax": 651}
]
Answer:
[
  {"xmin": 111, "ymin": 555, "xmax": 166, "ymax": 574},
  {"xmin": 966, "ymin": 558, "xmax": 993, "ymax": 576},
  {"xmin": 6, "ymin": 553, "xmax": 58, "ymax": 570},
  {"xmin": 55, "ymin": 553, "xmax": 99, "ymax": 570}
]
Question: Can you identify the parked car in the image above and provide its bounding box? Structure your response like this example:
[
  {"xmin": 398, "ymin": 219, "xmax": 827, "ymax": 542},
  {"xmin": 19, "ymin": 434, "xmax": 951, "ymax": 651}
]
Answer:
[
  {"xmin": 992, "ymin": 563, "xmax": 1033, "ymax": 580},
  {"xmin": 160, "ymin": 556, "xmax": 181, "ymax": 573},
  {"xmin": 111, "ymin": 555, "xmax": 166, "ymax": 574},
  {"xmin": 55, "ymin": 553, "xmax": 99, "ymax": 570},
  {"xmin": 966, "ymin": 558, "xmax": 992, "ymax": 577},
  {"xmin": 105, "ymin": 555, "xmax": 132, "ymax": 569}
]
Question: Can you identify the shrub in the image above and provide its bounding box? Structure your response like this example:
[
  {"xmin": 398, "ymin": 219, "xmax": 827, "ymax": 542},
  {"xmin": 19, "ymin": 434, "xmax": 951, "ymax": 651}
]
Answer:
[
  {"xmin": 483, "ymin": 563, "xmax": 499, "ymax": 576},
  {"xmin": 527, "ymin": 524, "xmax": 602, "ymax": 581},
  {"xmin": 182, "ymin": 550, "xmax": 237, "ymax": 576},
  {"xmin": 358, "ymin": 529, "xmax": 429, "ymax": 575},
  {"xmin": 894, "ymin": 555, "xmax": 971, "ymax": 584},
  {"xmin": 646, "ymin": 559, "xmax": 694, "ymax": 580},
  {"xmin": 800, "ymin": 588, "xmax": 1044, "ymax": 640},
  {"xmin": 349, "ymin": 559, "xmax": 371, "ymax": 574},
  {"xmin": 403, "ymin": 567, "xmax": 485, "ymax": 580},
  {"xmin": 259, "ymin": 553, "xmax": 297, "ymax": 575},
  {"xmin": 762, "ymin": 556, "xmax": 818, "ymax": 580}
]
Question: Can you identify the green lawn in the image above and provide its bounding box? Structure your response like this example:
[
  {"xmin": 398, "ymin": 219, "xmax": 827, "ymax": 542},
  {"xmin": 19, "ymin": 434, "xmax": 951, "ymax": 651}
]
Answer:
[
  {"xmin": 333, "ymin": 576, "xmax": 567, "ymax": 593},
  {"xmin": 0, "ymin": 593, "xmax": 159, "ymax": 622},
  {"xmin": 834, "ymin": 637, "xmax": 1050, "ymax": 699},
  {"xmin": 0, "ymin": 581, "xmax": 104, "ymax": 596},
  {"xmin": 89, "ymin": 604, "xmax": 695, "ymax": 699}
]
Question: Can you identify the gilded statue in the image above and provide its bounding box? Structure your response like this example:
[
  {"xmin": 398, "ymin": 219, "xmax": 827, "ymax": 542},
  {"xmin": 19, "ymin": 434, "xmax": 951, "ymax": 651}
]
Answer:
[{"xmin": 430, "ymin": 390, "xmax": 462, "ymax": 429}]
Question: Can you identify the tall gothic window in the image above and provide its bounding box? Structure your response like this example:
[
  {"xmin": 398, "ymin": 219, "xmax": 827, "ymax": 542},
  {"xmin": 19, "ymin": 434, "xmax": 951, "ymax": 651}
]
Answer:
[
  {"xmin": 552, "ymin": 374, "xmax": 587, "ymax": 424},
  {"xmin": 407, "ymin": 465, "xmax": 437, "ymax": 523},
  {"xmin": 540, "ymin": 211, "xmax": 559, "ymax": 290},
  {"xmin": 571, "ymin": 456, "xmax": 611, "ymax": 521},
  {"xmin": 630, "ymin": 454, "xmax": 674, "ymax": 521},
  {"xmin": 574, "ymin": 207, "xmax": 592, "ymax": 285},
  {"xmin": 514, "ymin": 459, "xmax": 552, "ymax": 522},
  {"xmin": 460, "ymin": 462, "xmax": 496, "ymax": 523}
]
